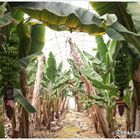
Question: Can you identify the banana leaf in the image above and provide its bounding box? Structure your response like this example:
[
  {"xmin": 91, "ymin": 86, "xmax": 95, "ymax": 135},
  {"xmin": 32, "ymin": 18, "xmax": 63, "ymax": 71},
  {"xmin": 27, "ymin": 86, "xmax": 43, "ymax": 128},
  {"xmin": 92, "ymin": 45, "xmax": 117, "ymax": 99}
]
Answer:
[
  {"xmin": 17, "ymin": 22, "xmax": 45, "ymax": 61},
  {"xmin": 95, "ymin": 35, "xmax": 108, "ymax": 63},
  {"xmin": 0, "ymin": 13, "xmax": 14, "ymax": 28},
  {"xmin": 13, "ymin": 88, "xmax": 36, "ymax": 113},
  {"xmin": 88, "ymin": 95, "xmax": 104, "ymax": 102},
  {"xmin": 11, "ymin": 9, "xmax": 24, "ymax": 22},
  {"xmin": 57, "ymin": 61, "xmax": 63, "ymax": 72},
  {"xmin": 46, "ymin": 52, "xmax": 57, "ymax": 83},
  {"xmin": 17, "ymin": 22, "xmax": 31, "ymax": 58},
  {"xmin": 90, "ymin": 2, "xmax": 134, "ymax": 31},
  {"xmin": 0, "ymin": 2, "xmax": 7, "ymax": 16},
  {"xmin": 91, "ymin": 2, "xmax": 140, "ymax": 52},
  {"xmin": 29, "ymin": 24, "xmax": 45, "ymax": 55},
  {"xmin": 18, "ymin": 2, "xmax": 140, "ymax": 51},
  {"xmin": 12, "ymin": 2, "xmax": 105, "ymax": 35},
  {"xmin": 127, "ymin": 3, "xmax": 140, "ymax": 34},
  {"xmin": 81, "ymin": 68, "xmax": 118, "ymax": 92},
  {"xmin": 19, "ymin": 51, "xmax": 43, "ymax": 69},
  {"xmin": 107, "ymin": 40, "xmax": 117, "ymax": 61},
  {"xmin": 83, "ymin": 51, "xmax": 101, "ymax": 64}
]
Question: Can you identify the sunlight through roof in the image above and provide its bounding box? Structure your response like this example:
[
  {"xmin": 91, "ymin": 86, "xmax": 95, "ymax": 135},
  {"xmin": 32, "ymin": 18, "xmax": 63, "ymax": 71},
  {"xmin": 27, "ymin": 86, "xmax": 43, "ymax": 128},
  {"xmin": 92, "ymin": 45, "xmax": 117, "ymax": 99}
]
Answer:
[{"xmin": 42, "ymin": 1, "xmax": 108, "ymax": 70}]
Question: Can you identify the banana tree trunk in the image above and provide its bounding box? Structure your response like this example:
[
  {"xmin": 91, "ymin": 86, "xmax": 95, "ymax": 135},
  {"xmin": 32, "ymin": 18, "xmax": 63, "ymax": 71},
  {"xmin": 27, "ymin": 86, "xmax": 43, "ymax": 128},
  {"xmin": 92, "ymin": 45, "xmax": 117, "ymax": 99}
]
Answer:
[
  {"xmin": 32, "ymin": 55, "xmax": 45, "ymax": 110},
  {"xmin": 59, "ymin": 97, "xmax": 67, "ymax": 115},
  {"xmin": 95, "ymin": 106, "xmax": 112, "ymax": 138},
  {"xmin": 19, "ymin": 70, "xmax": 29, "ymax": 138},
  {"xmin": 75, "ymin": 95, "xmax": 81, "ymax": 112},
  {"xmin": 64, "ymin": 97, "xmax": 69, "ymax": 113},
  {"xmin": 29, "ymin": 55, "xmax": 45, "ymax": 137},
  {"xmin": 132, "ymin": 63, "xmax": 140, "ymax": 138},
  {"xmin": 126, "ymin": 109, "xmax": 131, "ymax": 138},
  {"xmin": 54, "ymin": 98, "xmax": 59, "ymax": 120},
  {"xmin": 11, "ymin": 112, "xmax": 18, "ymax": 138},
  {"xmin": 50, "ymin": 100, "xmax": 54, "ymax": 122},
  {"xmin": 46, "ymin": 100, "xmax": 51, "ymax": 130},
  {"xmin": 0, "ymin": 106, "xmax": 5, "ymax": 138}
]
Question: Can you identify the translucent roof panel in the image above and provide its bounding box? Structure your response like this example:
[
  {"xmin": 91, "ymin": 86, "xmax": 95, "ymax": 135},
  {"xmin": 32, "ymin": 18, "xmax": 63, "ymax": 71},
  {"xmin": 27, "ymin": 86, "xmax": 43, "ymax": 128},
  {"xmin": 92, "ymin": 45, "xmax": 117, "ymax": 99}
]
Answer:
[
  {"xmin": 43, "ymin": 27, "xmax": 98, "ymax": 70},
  {"xmin": 43, "ymin": 1, "xmax": 109, "ymax": 70}
]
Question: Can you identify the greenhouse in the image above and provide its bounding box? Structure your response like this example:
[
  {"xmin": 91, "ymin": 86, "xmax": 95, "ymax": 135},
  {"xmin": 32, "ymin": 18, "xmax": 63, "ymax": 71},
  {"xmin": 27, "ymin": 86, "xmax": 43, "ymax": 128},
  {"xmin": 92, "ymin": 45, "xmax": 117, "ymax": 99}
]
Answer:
[{"xmin": 0, "ymin": 1, "xmax": 140, "ymax": 138}]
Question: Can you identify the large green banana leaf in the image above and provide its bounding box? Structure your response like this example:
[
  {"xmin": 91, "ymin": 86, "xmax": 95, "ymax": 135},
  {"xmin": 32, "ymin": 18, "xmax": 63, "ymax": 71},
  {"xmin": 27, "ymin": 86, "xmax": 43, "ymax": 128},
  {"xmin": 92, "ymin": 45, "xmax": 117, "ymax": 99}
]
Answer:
[
  {"xmin": 10, "ymin": 2, "xmax": 140, "ymax": 52},
  {"xmin": 90, "ymin": 2, "xmax": 134, "ymax": 31},
  {"xmin": 0, "ymin": 88, "xmax": 36, "ymax": 113},
  {"xmin": 29, "ymin": 24, "xmax": 45, "ymax": 55},
  {"xmin": 17, "ymin": 22, "xmax": 45, "ymax": 68},
  {"xmin": 19, "ymin": 51, "xmax": 43, "ymax": 68},
  {"xmin": 11, "ymin": 2, "xmax": 105, "ymax": 35},
  {"xmin": 91, "ymin": 2, "xmax": 140, "ymax": 52},
  {"xmin": 17, "ymin": 22, "xmax": 45, "ymax": 58},
  {"xmin": 17, "ymin": 22, "xmax": 31, "ymax": 58},
  {"xmin": 14, "ymin": 88, "xmax": 36, "ymax": 113}
]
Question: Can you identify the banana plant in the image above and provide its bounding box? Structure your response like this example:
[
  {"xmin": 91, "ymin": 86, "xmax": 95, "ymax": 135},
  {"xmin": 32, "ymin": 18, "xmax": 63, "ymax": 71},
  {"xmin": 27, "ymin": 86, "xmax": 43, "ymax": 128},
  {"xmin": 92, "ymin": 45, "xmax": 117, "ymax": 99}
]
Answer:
[
  {"xmin": 41, "ymin": 52, "xmax": 71, "ymax": 105},
  {"xmin": 5, "ymin": 1, "xmax": 140, "ymax": 135},
  {"xmin": 68, "ymin": 35, "xmax": 132, "ymax": 134},
  {"xmin": 26, "ymin": 52, "xmax": 71, "ymax": 132},
  {"xmin": 90, "ymin": 2, "xmax": 140, "ymax": 134},
  {"xmin": 0, "ymin": 3, "xmax": 46, "ymax": 137}
]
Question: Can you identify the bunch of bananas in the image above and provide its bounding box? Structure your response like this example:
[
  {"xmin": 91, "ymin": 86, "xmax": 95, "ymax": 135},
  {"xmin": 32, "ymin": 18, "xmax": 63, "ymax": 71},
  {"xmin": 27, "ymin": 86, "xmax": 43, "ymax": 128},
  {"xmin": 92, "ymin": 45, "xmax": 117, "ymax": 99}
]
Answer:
[
  {"xmin": 0, "ymin": 33, "xmax": 20, "ymax": 119},
  {"xmin": 114, "ymin": 48, "xmax": 129, "ymax": 96},
  {"xmin": 0, "ymin": 33, "xmax": 20, "ymax": 86}
]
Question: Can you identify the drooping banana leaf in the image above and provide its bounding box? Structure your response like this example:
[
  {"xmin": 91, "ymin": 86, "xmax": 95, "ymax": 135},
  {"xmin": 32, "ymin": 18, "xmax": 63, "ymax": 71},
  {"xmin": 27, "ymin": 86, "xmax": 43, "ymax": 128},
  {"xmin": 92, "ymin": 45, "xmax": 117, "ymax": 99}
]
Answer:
[
  {"xmin": 109, "ymin": 22, "xmax": 140, "ymax": 52},
  {"xmin": 17, "ymin": 22, "xmax": 31, "ymax": 58},
  {"xmin": 11, "ymin": 2, "xmax": 106, "ymax": 35},
  {"xmin": 0, "ymin": 2, "xmax": 7, "ymax": 16},
  {"xmin": 11, "ymin": 2, "xmax": 140, "ymax": 52},
  {"xmin": 91, "ymin": 2, "xmax": 140, "ymax": 52},
  {"xmin": 90, "ymin": 2, "xmax": 134, "ymax": 31},
  {"xmin": 127, "ymin": 3, "xmax": 140, "ymax": 34},
  {"xmin": 29, "ymin": 24, "xmax": 45, "ymax": 55},
  {"xmin": 13, "ymin": 88, "xmax": 36, "ymax": 113},
  {"xmin": 0, "ymin": 13, "xmax": 14, "ymax": 28},
  {"xmin": 19, "ymin": 51, "xmax": 43, "ymax": 69},
  {"xmin": 17, "ymin": 22, "xmax": 45, "ymax": 61}
]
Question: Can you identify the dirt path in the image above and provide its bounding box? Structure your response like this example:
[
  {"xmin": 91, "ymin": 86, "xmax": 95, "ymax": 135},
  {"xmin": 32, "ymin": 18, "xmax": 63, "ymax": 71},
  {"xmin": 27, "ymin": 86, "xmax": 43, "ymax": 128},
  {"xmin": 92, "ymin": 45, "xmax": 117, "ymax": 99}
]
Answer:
[{"xmin": 34, "ymin": 110, "xmax": 103, "ymax": 138}]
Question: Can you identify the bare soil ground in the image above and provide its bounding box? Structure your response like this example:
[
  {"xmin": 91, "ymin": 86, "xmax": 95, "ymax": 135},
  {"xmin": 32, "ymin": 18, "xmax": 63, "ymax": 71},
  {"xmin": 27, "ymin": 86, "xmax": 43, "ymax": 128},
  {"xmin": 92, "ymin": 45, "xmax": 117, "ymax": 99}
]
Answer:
[{"xmin": 33, "ymin": 110, "xmax": 103, "ymax": 138}]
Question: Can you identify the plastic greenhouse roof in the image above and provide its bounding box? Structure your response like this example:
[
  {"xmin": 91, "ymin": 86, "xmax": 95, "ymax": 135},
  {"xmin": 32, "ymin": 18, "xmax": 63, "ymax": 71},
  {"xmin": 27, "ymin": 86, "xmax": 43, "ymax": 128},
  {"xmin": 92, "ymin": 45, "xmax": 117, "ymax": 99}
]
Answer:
[{"xmin": 43, "ymin": 1, "xmax": 108, "ymax": 70}]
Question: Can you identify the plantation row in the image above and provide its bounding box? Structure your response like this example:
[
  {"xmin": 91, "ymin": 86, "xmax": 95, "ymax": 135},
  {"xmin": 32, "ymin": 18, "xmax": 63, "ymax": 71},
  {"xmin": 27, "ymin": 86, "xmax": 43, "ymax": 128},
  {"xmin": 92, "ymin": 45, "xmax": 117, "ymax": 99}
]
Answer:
[{"xmin": 1, "ymin": 2, "xmax": 140, "ymax": 138}]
